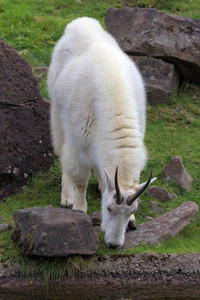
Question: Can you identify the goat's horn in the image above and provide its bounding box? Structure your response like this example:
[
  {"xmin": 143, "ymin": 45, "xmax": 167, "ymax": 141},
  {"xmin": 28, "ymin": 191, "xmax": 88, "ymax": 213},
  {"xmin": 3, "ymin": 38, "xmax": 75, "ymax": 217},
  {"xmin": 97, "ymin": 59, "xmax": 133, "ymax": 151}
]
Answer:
[
  {"xmin": 115, "ymin": 166, "xmax": 123, "ymax": 205},
  {"xmin": 127, "ymin": 169, "xmax": 153, "ymax": 206}
]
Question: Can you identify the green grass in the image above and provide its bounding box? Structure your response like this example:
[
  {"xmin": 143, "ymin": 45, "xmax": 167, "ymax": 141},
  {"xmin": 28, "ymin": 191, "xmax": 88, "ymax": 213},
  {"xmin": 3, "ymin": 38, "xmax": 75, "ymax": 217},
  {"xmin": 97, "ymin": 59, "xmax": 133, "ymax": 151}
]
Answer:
[
  {"xmin": 0, "ymin": 0, "xmax": 119, "ymax": 70},
  {"xmin": 10, "ymin": 254, "xmax": 98, "ymax": 283},
  {"xmin": 1, "ymin": 0, "xmax": 200, "ymax": 70},
  {"xmin": 0, "ymin": 0, "xmax": 200, "ymax": 280}
]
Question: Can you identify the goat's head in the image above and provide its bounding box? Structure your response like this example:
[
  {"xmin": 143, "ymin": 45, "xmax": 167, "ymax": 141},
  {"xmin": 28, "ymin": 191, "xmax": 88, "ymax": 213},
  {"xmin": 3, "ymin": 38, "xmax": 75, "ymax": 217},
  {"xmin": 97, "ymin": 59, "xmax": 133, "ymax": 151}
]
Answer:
[{"xmin": 101, "ymin": 167, "xmax": 156, "ymax": 249}]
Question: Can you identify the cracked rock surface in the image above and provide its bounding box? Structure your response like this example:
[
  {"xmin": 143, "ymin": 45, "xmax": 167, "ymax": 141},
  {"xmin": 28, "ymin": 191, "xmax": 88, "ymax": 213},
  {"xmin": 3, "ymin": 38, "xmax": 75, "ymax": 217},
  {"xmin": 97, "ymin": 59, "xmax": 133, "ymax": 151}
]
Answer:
[
  {"xmin": 105, "ymin": 7, "xmax": 200, "ymax": 84},
  {"xmin": 0, "ymin": 39, "xmax": 54, "ymax": 199},
  {"xmin": 11, "ymin": 206, "xmax": 99, "ymax": 256}
]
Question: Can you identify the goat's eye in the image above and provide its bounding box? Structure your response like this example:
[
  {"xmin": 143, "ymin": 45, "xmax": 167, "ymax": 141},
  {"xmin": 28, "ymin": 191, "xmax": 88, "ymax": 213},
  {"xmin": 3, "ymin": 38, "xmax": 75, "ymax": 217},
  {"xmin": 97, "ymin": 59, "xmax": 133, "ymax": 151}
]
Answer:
[
  {"xmin": 107, "ymin": 207, "xmax": 112, "ymax": 212},
  {"xmin": 113, "ymin": 193, "xmax": 116, "ymax": 199}
]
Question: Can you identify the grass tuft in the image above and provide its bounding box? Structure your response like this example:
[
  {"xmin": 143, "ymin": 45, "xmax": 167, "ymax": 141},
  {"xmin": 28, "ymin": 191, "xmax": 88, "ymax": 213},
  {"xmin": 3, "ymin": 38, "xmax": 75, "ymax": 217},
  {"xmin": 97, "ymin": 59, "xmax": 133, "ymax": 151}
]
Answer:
[{"xmin": 11, "ymin": 254, "xmax": 98, "ymax": 283}]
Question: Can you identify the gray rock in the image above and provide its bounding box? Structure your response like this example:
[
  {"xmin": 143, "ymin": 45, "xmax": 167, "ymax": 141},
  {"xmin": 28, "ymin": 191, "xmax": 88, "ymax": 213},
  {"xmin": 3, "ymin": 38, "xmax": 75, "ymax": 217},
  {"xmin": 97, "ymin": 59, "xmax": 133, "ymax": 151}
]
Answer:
[
  {"xmin": 146, "ymin": 185, "xmax": 177, "ymax": 202},
  {"xmin": 161, "ymin": 155, "xmax": 194, "ymax": 191},
  {"xmin": 150, "ymin": 201, "xmax": 164, "ymax": 214},
  {"xmin": 105, "ymin": 7, "xmax": 200, "ymax": 83},
  {"xmin": 11, "ymin": 206, "xmax": 99, "ymax": 257},
  {"xmin": 0, "ymin": 262, "xmax": 17, "ymax": 278},
  {"xmin": 0, "ymin": 40, "xmax": 54, "ymax": 199},
  {"xmin": 131, "ymin": 56, "xmax": 179, "ymax": 104},
  {"xmin": 123, "ymin": 201, "xmax": 198, "ymax": 249},
  {"xmin": 0, "ymin": 224, "xmax": 12, "ymax": 231},
  {"xmin": 33, "ymin": 66, "xmax": 49, "ymax": 81},
  {"xmin": 90, "ymin": 211, "xmax": 102, "ymax": 226},
  {"xmin": 145, "ymin": 216, "xmax": 155, "ymax": 221}
]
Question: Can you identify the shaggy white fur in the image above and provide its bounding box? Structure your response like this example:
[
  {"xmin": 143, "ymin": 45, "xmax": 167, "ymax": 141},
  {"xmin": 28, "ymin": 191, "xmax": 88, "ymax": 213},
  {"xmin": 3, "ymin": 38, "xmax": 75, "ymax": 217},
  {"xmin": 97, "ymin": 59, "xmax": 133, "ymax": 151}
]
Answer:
[{"xmin": 48, "ymin": 17, "xmax": 156, "ymax": 248}]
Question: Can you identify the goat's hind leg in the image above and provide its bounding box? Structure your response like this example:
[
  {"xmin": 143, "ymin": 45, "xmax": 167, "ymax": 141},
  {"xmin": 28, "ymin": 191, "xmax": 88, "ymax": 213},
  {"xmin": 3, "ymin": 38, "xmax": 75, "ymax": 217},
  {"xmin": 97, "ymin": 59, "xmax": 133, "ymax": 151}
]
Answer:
[
  {"xmin": 51, "ymin": 105, "xmax": 74, "ymax": 208},
  {"xmin": 61, "ymin": 142, "xmax": 90, "ymax": 213},
  {"xmin": 61, "ymin": 169, "xmax": 90, "ymax": 213}
]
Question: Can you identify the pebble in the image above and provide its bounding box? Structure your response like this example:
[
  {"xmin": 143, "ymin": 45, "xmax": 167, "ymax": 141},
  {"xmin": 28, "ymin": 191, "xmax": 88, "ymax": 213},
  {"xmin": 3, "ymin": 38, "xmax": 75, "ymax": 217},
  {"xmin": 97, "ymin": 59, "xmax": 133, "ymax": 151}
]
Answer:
[{"xmin": 0, "ymin": 224, "xmax": 12, "ymax": 231}]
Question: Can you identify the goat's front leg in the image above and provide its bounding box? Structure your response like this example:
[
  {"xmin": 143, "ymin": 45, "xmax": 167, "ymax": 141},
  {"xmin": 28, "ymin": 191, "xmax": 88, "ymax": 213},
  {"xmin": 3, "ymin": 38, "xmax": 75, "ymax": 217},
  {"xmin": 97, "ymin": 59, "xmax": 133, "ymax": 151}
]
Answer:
[
  {"xmin": 72, "ymin": 182, "xmax": 88, "ymax": 213},
  {"xmin": 61, "ymin": 174, "xmax": 74, "ymax": 208}
]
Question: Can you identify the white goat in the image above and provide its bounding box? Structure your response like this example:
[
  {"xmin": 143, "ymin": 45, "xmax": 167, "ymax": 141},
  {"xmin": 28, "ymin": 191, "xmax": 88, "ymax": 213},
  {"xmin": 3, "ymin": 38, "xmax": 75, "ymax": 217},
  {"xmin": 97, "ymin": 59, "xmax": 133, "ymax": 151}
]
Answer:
[{"xmin": 48, "ymin": 17, "xmax": 156, "ymax": 249}]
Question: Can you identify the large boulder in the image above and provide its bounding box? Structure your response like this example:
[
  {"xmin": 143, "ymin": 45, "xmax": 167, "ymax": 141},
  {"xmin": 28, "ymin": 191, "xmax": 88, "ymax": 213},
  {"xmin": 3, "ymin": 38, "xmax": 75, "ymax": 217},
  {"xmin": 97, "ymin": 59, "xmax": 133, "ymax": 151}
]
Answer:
[
  {"xmin": 105, "ymin": 7, "xmax": 200, "ymax": 83},
  {"xmin": 0, "ymin": 40, "xmax": 54, "ymax": 199},
  {"xmin": 131, "ymin": 56, "xmax": 179, "ymax": 104},
  {"xmin": 123, "ymin": 201, "xmax": 198, "ymax": 249},
  {"xmin": 11, "ymin": 206, "xmax": 99, "ymax": 257}
]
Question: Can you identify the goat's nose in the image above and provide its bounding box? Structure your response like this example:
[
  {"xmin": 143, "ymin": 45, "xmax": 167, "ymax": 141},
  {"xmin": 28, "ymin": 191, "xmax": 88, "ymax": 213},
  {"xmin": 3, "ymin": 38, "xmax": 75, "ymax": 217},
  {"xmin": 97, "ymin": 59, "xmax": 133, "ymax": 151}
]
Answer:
[{"xmin": 107, "ymin": 242, "xmax": 121, "ymax": 249}]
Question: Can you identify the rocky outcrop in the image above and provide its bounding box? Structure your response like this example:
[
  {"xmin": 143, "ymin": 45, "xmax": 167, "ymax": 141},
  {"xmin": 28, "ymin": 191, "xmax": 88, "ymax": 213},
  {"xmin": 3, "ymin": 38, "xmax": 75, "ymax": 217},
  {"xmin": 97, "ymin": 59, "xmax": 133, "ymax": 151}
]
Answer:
[
  {"xmin": 161, "ymin": 155, "xmax": 194, "ymax": 191},
  {"xmin": 131, "ymin": 56, "xmax": 179, "ymax": 104},
  {"xmin": 11, "ymin": 206, "xmax": 99, "ymax": 257},
  {"xmin": 105, "ymin": 7, "xmax": 200, "ymax": 84},
  {"xmin": 123, "ymin": 201, "xmax": 198, "ymax": 249},
  {"xmin": 0, "ymin": 40, "xmax": 54, "ymax": 199},
  {"xmin": 146, "ymin": 185, "xmax": 177, "ymax": 202}
]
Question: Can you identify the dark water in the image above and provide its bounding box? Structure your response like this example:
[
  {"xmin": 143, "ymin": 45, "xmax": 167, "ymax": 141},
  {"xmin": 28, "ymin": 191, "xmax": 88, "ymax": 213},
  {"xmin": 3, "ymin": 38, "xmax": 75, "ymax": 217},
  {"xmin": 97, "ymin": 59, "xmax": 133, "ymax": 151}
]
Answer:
[{"xmin": 1, "ymin": 285, "xmax": 200, "ymax": 300}]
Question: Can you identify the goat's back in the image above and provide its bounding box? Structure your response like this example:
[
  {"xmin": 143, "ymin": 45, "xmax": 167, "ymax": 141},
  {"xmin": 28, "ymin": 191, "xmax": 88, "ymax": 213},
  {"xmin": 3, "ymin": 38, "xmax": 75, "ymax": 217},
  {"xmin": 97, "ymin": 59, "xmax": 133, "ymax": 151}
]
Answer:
[
  {"xmin": 48, "ymin": 17, "xmax": 118, "ymax": 91},
  {"xmin": 48, "ymin": 17, "xmax": 147, "ymax": 181}
]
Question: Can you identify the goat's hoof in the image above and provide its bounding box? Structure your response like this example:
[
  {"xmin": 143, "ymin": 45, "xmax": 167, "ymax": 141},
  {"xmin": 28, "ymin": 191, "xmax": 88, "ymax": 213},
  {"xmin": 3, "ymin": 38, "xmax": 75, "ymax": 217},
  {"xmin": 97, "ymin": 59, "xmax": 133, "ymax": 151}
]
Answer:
[
  {"xmin": 61, "ymin": 204, "xmax": 73, "ymax": 209},
  {"xmin": 127, "ymin": 220, "xmax": 137, "ymax": 231}
]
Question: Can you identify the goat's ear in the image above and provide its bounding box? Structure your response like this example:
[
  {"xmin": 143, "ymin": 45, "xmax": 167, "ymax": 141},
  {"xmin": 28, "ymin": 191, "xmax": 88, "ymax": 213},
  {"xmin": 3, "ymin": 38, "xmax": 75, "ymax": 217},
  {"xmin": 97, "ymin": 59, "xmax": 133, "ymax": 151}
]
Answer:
[
  {"xmin": 104, "ymin": 169, "xmax": 115, "ymax": 192},
  {"xmin": 136, "ymin": 177, "xmax": 157, "ymax": 191}
]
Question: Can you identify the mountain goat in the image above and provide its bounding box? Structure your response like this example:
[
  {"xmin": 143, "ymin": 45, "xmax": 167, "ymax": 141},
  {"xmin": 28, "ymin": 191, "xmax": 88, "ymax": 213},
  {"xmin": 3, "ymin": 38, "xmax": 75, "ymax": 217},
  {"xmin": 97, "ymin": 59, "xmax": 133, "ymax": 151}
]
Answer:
[{"xmin": 48, "ymin": 17, "xmax": 156, "ymax": 249}]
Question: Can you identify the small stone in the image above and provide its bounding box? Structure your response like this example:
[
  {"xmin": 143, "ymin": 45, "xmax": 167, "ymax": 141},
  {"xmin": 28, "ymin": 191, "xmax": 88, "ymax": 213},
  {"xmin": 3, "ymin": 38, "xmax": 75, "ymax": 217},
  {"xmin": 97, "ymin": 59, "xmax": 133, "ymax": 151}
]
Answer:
[
  {"xmin": 33, "ymin": 66, "xmax": 48, "ymax": 75},
  {"xmin": 161, "ymin": 156, "xmax": 194, "ymax": 191},
  {"xmin": 90, "ymin": 211, "xmax": 102, "ymax": 226},
  {"xmin": 145, "ymin": 216, "xmax": 154, "ymax": 221},
  {"xmin": 150, "ymin": 201, "xmax": 164, "ymax": 214},
  {"xmin": 146, "ymin": 185, "xmax": 177, "ymax": 202},
  {"xmin": 13, "ymin": 167, "xmax": 20, "ymax": 176},
  {"xmin": 33, "ymin": 66, "xmax": 49, "ymax": 81},
  {"xmin": 0, "ymin": 224, "xmax": 12, "ymax": 231}
]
